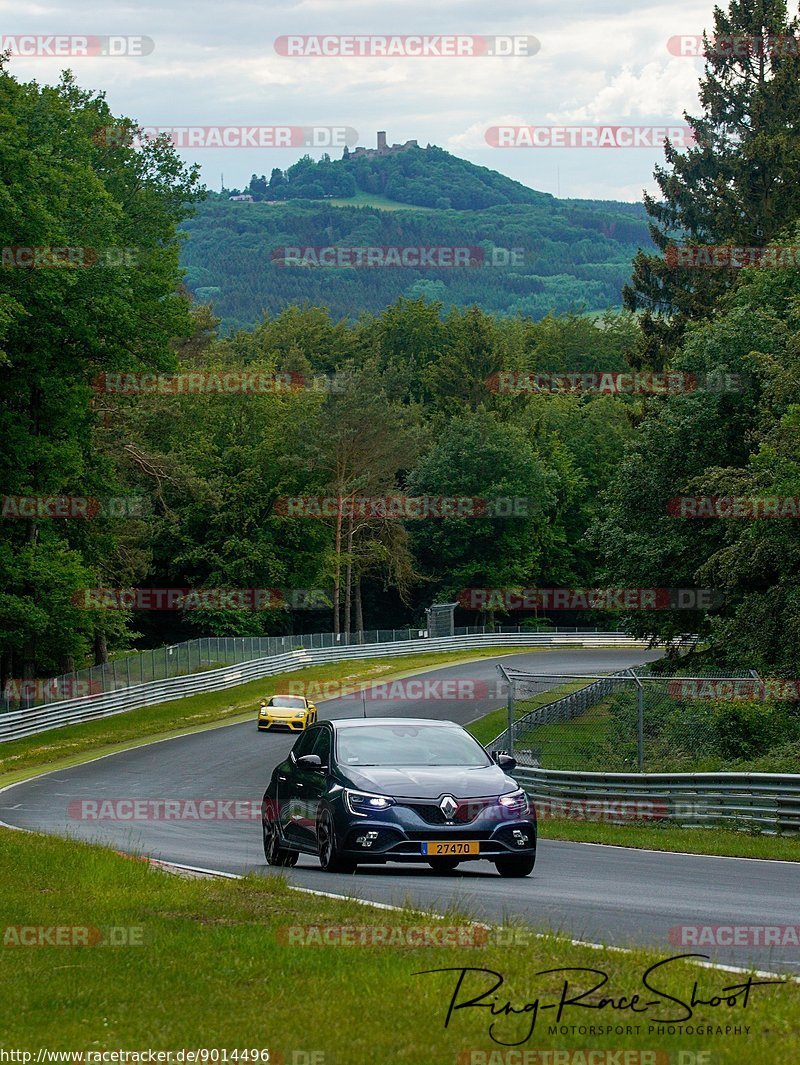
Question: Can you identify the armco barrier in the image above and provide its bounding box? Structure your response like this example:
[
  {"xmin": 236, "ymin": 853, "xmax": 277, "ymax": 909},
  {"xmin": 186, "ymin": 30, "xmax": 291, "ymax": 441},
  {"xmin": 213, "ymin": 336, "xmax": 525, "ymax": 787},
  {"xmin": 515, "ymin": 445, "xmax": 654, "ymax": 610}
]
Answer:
[
  {"xmin": 0, "ymin": 632, "xmax": 652, "ymax": 743},
  {"xmin": 514, "ymin": 766, "xmax": 800, "ymax": 832}
]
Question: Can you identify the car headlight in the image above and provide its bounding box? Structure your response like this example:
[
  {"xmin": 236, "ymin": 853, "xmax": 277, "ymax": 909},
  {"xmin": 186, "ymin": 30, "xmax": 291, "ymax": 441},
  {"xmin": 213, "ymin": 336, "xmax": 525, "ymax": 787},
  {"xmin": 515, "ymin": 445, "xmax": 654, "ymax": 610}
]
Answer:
[
  {"xmin": 294, "ymin": 711, "xmax": 306, "ymax": 718},
  {"xmin": 345, "ymin": 789, "xmax": 395, "ymax": 817},
  {"xmin": 259, "ymin": 709, "xmax": 269, "ymax": 717},
  {"xmin": 497, "ymin": 789, "xmax": 528, "ymax": 815}
]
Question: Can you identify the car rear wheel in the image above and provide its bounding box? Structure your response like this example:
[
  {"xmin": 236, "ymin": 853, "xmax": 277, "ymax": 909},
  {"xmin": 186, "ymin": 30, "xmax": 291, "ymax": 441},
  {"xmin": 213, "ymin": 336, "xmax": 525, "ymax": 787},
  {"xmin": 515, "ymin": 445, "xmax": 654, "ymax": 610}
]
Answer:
[
  {"xmin": 262, "ymin": 804, "xmax": 298, "ymax": 868},
  {"xmin": 317, "ymin": 808, "xmax": 356, "ymax": 874},
  {"xmin": 494, "ymin": 854, "xmax": 535, "ymax": 878},
  {"xmin": 427, "ymin": 858, "xmax": 460, "ymax": 874}
]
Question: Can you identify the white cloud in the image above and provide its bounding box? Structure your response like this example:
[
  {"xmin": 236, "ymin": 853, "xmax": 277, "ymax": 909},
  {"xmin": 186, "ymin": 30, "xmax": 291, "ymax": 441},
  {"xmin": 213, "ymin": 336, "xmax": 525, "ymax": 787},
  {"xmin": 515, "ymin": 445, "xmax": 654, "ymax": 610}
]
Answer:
[{"xmin": 2, "ymin": 0, "xmax": 714, "ymax": 194}]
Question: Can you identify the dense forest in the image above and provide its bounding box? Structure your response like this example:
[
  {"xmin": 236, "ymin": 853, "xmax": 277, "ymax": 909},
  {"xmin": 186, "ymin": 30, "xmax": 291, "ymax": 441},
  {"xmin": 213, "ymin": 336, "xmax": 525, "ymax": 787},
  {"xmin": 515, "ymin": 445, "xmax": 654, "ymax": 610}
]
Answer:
[
  {"xmin": 182, "ymin": 197, "xmax": 650, "ymax": 331},
  {"xmin": 2, "ymin": 0, "xmax": 800, "ymax": 693},
  {"xmin": 231, "ymin": 143, "xmax": 561, "ymax": 210}
]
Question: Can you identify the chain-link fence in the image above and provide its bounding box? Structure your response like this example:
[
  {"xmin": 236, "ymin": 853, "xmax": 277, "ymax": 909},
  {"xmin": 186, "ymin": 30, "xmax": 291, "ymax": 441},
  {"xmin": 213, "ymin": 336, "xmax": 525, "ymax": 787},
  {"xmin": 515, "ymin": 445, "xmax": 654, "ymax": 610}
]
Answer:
[
  {"xmin": 1, "ymin": 625, "xmax": 628, "ymax": 714},
  {"xmin": 492, "ymin": 666, "xmax": 797, "ymax": 774}
]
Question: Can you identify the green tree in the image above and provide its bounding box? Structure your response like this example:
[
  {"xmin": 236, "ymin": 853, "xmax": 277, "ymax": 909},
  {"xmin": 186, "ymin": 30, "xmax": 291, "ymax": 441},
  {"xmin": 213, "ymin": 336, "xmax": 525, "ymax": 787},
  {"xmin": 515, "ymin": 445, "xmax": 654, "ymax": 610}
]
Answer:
[
  {"xmin": 0, "ymin": 63, "xmax": 201, "ymax": 684},
  {"xmin": 625, "ymin": 0, "xmax": 800, "ymax": 368}
]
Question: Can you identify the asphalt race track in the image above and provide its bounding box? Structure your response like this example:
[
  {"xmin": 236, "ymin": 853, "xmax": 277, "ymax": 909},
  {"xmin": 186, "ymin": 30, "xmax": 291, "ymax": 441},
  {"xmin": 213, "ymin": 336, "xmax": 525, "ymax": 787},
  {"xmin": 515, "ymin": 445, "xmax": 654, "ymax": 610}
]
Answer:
[{"xmin": 2, "ymin": 648, "xmax": 798, "ymax": 975}]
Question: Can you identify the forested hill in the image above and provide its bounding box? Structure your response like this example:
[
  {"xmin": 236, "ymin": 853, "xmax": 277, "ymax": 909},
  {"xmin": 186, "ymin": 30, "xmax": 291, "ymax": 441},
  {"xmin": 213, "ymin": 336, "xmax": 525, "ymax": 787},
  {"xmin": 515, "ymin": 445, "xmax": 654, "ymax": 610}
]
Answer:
[
  {"xmin": 233, "ymin": 143, "xmax": 555, "ymax": 210},
  {"xmin": 181, "ymin": 193, "xmax": 651, "ymax": 333}
]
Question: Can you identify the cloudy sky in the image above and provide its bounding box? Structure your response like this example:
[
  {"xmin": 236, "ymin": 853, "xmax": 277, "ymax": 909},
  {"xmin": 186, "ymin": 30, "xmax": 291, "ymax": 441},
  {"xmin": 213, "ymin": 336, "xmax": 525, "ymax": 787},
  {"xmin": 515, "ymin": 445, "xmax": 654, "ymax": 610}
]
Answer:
[{"xmin": 5, "ymin": 0, "xmax": 715, "ymax": 202}]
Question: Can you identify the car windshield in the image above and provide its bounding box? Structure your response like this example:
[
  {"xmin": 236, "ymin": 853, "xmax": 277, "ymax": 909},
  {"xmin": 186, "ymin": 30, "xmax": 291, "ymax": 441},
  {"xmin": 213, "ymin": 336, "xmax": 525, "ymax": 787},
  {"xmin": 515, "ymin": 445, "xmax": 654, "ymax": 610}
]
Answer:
[
  {"xmin": 336, "ymin": 724, "xmax": 491, "ymax": 767},
  {"xmin": 268, "ymin": 696, "xmax": 306, "ymax": 709}
]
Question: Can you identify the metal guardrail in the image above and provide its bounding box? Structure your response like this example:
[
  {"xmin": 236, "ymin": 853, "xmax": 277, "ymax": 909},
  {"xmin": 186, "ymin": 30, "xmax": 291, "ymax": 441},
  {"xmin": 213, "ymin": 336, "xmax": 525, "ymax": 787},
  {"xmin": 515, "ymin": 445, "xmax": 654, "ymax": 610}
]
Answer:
[
  {"xmin": 0, "ymin": 625, "xmax": 650, "ymax": 713},
  {"xmin": 0, "ymin": 631, "xmax": 652, "ymax": 743},
  {"xmin": 514, "ymin": 766, "xmax": 800, "ymax": 833}
]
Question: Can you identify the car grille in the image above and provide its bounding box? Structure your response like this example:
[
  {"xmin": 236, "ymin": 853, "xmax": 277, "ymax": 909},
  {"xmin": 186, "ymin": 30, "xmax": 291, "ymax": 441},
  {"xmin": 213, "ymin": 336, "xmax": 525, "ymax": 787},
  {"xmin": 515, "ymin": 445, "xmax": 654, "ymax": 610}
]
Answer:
[
  {"xmin": 400, "ymin": 799, "xmax": 498, "ymax": 825},
  {"xmin": 400, "ymin": 830, "xmax": 495, "ymax": 841}
]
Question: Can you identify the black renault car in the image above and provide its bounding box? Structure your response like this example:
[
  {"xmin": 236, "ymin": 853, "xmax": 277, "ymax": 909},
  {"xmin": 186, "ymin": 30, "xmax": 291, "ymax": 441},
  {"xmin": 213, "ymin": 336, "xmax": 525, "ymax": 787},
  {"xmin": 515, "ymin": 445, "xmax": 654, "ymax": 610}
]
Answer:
[{"xmin": 261, "ymin": 718, "xmax": 537, "ymax": 876}]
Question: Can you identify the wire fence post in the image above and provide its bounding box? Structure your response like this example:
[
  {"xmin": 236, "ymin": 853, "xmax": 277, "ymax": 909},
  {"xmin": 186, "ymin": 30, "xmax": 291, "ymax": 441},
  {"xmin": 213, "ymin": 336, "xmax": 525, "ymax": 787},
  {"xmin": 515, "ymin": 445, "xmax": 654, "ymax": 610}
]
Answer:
[
  {"xmin": 628, "ymin": 669, "xmax": 645, "ymax": 772},
  {"xmin": 497, "ymin": 664, "xmax": 513, "ymax": 751}
]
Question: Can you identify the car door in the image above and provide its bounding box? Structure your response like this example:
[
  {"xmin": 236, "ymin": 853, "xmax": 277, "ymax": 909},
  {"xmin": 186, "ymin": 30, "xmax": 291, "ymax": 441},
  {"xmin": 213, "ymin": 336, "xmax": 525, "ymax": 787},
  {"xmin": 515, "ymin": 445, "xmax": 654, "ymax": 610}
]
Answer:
[
  {"xmin": 304, "ymin": 726, "xmax": 332, "ymax": 846},
  {"xmin": 279, "ymin": 728, "xmax": 319, "ymax": 845}
]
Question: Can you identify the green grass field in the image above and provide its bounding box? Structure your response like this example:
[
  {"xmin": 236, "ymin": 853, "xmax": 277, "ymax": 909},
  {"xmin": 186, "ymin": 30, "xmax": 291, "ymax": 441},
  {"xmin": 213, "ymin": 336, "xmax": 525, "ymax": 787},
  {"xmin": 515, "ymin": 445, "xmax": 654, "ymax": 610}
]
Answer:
[
  {"xmin": 311, "ymin": 190, "xmax": 437, "ymax": 211},
  {"xmin": 465, "ymin": 680, "xmax": 586, "ymax": 746},
  {"xmin": 1, "ymin": 828, "xmax": 795, "ymax": 1062}
]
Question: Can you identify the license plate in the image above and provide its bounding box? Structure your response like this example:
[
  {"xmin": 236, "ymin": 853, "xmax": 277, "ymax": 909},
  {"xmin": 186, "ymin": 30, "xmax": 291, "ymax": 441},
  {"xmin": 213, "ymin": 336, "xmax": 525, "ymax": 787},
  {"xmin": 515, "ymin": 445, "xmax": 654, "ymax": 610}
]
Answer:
[{"xmin": 422, "ymin": 840, "xmax": 479, "ymax": 856}]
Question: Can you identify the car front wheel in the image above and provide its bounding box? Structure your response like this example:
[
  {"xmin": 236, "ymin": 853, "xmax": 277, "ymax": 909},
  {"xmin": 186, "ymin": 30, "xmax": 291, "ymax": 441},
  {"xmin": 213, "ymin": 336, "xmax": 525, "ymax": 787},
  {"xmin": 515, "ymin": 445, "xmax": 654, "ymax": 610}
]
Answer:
[
  {"xmin": 262, "ymin": 803, "xmax": 298, "ymax": 867},
  {"xmin": 317, "ymin": 808, "xmax": 356, "ymax": 874},
  {"xmin": 494, "ymin": 854, "xmax": 535, "ymax": 878}
]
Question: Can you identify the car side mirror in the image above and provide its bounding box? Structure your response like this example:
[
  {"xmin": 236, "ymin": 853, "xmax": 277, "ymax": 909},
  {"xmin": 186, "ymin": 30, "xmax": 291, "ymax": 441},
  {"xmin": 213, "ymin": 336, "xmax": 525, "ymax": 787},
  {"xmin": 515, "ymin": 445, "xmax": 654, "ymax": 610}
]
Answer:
[
  {"xmin": 296, "ymin": 754, "xmax": 325, "ymax": 771},
  {"xmin": 494, "ymin": 752, "xmax": 517, "ymax": 771}
]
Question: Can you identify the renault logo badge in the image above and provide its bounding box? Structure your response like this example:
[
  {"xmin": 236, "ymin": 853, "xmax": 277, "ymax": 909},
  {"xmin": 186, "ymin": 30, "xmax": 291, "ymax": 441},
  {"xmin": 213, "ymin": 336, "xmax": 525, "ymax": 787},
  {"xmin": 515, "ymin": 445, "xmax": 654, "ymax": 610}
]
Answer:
[{"xmin": 439, "ymin": 795, "xmax": 458, "ymax": 820}]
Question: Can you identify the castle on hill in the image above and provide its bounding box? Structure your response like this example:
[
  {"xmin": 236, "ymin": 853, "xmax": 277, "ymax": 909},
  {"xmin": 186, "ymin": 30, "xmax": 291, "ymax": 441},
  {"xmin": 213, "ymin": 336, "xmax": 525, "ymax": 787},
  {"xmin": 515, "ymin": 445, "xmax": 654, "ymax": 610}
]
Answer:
[{"xmin": 344, "ymin": 131, "xmax": 419, "ymax": 159}]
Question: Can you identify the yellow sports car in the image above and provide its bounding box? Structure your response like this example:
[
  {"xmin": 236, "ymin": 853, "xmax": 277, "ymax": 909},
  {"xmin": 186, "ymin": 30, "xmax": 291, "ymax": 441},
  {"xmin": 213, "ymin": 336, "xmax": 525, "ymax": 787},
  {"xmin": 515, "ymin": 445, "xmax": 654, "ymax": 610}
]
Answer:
[{"xmin": 257, "ymin": 694, "xmax": 317, "ymax": 732}]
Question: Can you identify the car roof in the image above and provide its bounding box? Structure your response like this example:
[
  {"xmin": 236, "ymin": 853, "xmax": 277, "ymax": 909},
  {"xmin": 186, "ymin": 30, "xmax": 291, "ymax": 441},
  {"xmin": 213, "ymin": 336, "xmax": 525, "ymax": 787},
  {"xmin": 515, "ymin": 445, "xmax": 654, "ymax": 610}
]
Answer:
[{"xmin": 330, "ymin": 718, "xmax": 458, "ymax": 730}]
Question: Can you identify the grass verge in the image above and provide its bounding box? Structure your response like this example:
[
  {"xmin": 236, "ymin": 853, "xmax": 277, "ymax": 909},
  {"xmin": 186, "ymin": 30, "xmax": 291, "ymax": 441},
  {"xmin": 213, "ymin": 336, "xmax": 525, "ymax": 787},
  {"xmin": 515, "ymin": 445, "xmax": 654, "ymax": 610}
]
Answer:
[
  {"xmin": 0, "ymin": 827, "xmax": 795, "ymax": 1060},
  {"xmin": 0, "ymin": 647, "xmax": 525, "ymax": 787},
  {"xmin": 538, "ymin": 818, "xmax": 800, "ymax": 862},
  {"xmin": 465, "ymin": 680, "xmax": 590, "ymax": 747},
  {"xmin": 466, "ymin": 701, "xmax": 800, "ymax": 862}
]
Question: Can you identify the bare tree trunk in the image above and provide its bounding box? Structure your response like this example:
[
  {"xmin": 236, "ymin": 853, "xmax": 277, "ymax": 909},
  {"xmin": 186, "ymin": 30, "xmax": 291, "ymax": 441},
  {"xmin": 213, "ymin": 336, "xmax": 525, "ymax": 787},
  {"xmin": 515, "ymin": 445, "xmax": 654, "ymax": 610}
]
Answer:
[
  {"xmin": 93, "ymin": 631, "xmax": 109, "ymax": 666},
  {"xmin": 343, "ymin": 510, "xmax": 354, "ymax": 640},
  {"xmin": 21, "ymin": 639, "xmax": 36, "ymax": 708},
  {"xmin": 333, "ymin": 503, "xmax": 342, "ymax": 637},
  {"xmin": 354, "ymin": 578, "xmax": 364, "ymax": 643}
]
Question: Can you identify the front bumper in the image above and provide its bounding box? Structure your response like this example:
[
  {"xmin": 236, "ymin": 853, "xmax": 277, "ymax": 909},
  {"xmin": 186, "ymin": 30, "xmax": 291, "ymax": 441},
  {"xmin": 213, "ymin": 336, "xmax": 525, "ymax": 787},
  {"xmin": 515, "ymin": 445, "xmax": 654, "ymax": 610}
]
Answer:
[
  {"xmin": 334, "ymin": 799, "xmax": 537, "ymax": 863},
  {"xmin": 258, "ymin": 717, "xmax": 307, "ymax": 731}
]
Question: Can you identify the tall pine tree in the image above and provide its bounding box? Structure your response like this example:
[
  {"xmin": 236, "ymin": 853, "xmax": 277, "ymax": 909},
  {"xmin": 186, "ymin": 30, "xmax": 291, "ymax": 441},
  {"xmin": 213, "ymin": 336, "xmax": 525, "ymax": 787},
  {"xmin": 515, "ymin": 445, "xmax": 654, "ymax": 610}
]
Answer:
[{"xmin": 625, "ymin": 0, "xmax": 800, "ymax": 368}]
